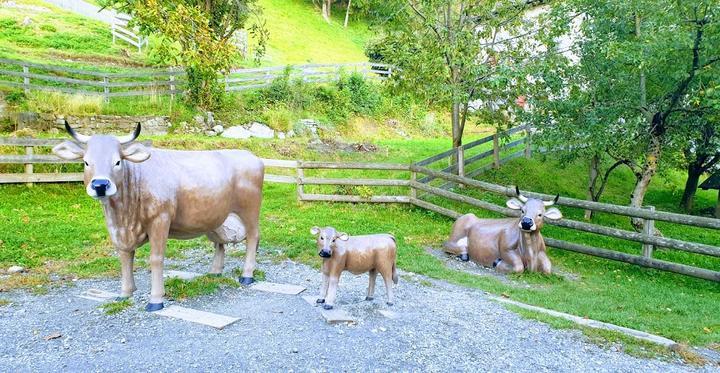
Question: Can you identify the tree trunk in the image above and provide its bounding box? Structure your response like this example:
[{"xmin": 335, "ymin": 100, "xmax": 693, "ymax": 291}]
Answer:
[
  {"xmin": 343, "ymin": 0, "xmax": 351, "ymax": 28},
  {"xmin": 322, "ymin": 1, "xmax": 330, "ymax": 22},
  {"xmin": 680, "ymin": 164, "xmax": 703, "ymax": 212},
  {"xmin": 451, "ymin": 101, "xmax": 462, "ymax": 174},
  {"xmin": 715, "ymin": 189, "xmax": 720, "ymax": 218},
  {"xmin": 585, "ymin": 154, "xmax": 600, "ymax": 220},
  {"xmin": 630, "ymin": 125, "xmax": 662, "ymax": 230}
]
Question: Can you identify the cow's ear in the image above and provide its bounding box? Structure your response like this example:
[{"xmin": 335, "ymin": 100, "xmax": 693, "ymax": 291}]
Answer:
[
  {"xmin": 544, "ymin": 208, "xmax": 563, "ymax": 220},
  {"xmin": 506, "ymin": 198, "xmax": 523, "ymax": 210},
  {"xmin": 337, "ymin": 232, "xmax": 349, "ymax": 241},
  {"xmin": 52, "ymin": 141, "xmax": 84, "ymax": 160},
  {"xmin": 121, "ymin": 143, "xmax": 151, "ymax": 163},
  {"xmin": 310, "ymin": 226, "xmax": 321, "ymax": 235}
]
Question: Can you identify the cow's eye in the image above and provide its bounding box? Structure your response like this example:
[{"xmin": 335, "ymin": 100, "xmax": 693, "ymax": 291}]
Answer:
[
  {"xmin": 115, "ymin": 160, "xmax": 121, "ymax": 167},
  {"xmin": 84, "ymin": 161, "xmax": 89, "ymax": 167},
  {"xmin": 332, "ymin": 238, "xmax": 336, "ymax": 242},
  {"xmin": 320, "ymin": 237, "xmax": 324, "ymax": 241},
  {"xmin": 538, "ymin": 213, "xmax": 543, "ymax": 217}
]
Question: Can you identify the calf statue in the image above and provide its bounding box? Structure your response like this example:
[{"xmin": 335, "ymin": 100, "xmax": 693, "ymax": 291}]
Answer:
[
  {"xmin": 311, "ymin": 226, "xmax": 398, "ymax": 310},
  {"xmin": 52, "ymin": 122, "xmax": 264, "ymax": 311},
  {"xmin": 443, "ymin": 187, "xmax": 562, "ymax": 274}
]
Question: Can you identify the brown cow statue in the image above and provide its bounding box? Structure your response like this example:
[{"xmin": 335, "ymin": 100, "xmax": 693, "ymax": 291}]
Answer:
[
  {"xmin": 443, "ymin": 187, "xmax": 562, "ymax": 274},
  {"xmin": 52, "ymin": 122, "xmax": 264, "ymax": 311},
  {"xmin": 311, "ymin": 226, "xmax": 398, "ymax": 310}
]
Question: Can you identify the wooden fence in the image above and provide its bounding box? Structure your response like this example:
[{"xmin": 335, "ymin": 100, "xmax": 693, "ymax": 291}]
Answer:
[
  {"xmin": 2, "ymin": 137, "xmax": 718, "ymax": 282},
  {"xmin": 111, "ymin": 14, "xmax": 148, "ymax": 52},
  {"xmin": 0, "ymin": 59, "xmax": 392, "ymax": 102}
]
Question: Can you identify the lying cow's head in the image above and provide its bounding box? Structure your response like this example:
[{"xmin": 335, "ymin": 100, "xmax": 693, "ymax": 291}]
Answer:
[
  {"xmin": 506, "ymin": 187, "xmax": 562, "ymax": 232},
  {"xmin": 52, "ymin": 122, "xmax": 151, "ymax": 199},
  {"xmin": 310, "ymin": 226, "xmax": 349, "ymax": 258}
]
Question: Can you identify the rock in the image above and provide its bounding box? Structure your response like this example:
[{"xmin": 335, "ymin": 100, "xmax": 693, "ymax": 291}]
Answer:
[
  {"xmin": 221, "ymin": 126, "xmax": 252, "ymax": 139},
  {"xmin": 193, "ymin": 115, "xmax": 205, "ymax": 126},
  {"xmin": 286, "ymin": 130, "xmax": 295, "ymax": 138},
  {"xmin": 206, "ymin": 112, "xmax": 215, "ymax": 126},
  {"xmin": 248, "ymin": 122, "xmax": 274, "ymax": 139},
  {"xmin": 204, "ymin": 131, "xmax": 216, "ymax": 137},
  {"xmin": 277, "ymin": 132, "xmax": 285, "ymax": 139},
  {"xmin": 7, "ymin": 266, "xmax": 24, "ymax": 274},
  {"xmin": 212, "ymin": 125, "xmax": 224, "ymax": 134},
  {"xmin": 21, "ymin": 16, "xmax": 32, "ymax": 27}
]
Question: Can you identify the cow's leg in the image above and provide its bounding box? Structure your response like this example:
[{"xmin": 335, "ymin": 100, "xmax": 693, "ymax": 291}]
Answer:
[
  {"xmin": 209, "ymin": 242, "xmax": 225, "ymax": 276},
  {"xmin": 366, "ymin": 269, "xmax": 377, "ymax": 301},
  {"xmin": 495, "ymin": 251, "xmax": 524, "ymax": 274},
  {"xmin": 117, "ymin": 249, "xmax": 136, "ymax": 299},
  {"xmin": 537, "ymin": 251, "xmax": 552, "ymax": 274},
  {"xmin": 317, "ymin": 273, "xmax": 329, "ymax": 304},
  {"xmin": 323, "ymin": 275, "xmax": 340, "ymax": 310},
  {"xmin": 146, "ymin": 217, "xmax": 170, "ymax": 312},
  {"xmin": 443, "ymin": 237, "xmax": 469, "ymax": 261},
  {"xmin": 237, "ymin": 209, "xmax": 260, "ymax": 285},
  {"xmin": 381, "ymin": 270, "xmax": 395, "ymax": 306}
]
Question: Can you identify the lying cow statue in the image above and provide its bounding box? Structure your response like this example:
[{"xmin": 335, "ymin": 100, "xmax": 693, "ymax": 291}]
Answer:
[
  {"xmin": 311, "ymin": 226, "xmax": 398, "ymax": 310},
  {"xmin": 53, "ymin": 122, "xmax": 264, "ymax": 311},
  {"xmin": 443, "ymin": 187, "xmax": 562, "ymax": 274}
]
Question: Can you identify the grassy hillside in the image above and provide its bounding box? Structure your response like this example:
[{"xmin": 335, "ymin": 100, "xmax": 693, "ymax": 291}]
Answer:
[
  {"xmin": 0, "ymin": 0, "xmax": 371, "ymax": 68},
  {"xmin": 0, "ymin": 135, "xmax": 718, "ymax": 350}
]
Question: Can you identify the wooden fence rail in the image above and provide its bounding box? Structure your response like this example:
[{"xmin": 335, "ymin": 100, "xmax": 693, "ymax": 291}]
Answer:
[
  {"xmin": 1, "ymin": 138, "xmax": 718, "ymax": 282},
  {"xmin": 0, "ymin": 59, "xmax": 392, "ymax": 102}
]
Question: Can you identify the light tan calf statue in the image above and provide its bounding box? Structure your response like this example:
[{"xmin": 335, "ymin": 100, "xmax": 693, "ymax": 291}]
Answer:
[
  {"xmin": 52, "ymin": 122, "xmax": 264, "ymax": 312},
  {"xmin": 443, "ymin": 187, "xmax": 563, "ymax": 274},
  {"xmin": 311, "ymin": 226, "xmax": 398, "ymax": 310}
]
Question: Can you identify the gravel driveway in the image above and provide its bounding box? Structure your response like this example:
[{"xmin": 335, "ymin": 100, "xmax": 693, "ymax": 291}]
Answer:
[{"xmin": 0, "ymin": 250, "xmax": 711, "ymax": 372}]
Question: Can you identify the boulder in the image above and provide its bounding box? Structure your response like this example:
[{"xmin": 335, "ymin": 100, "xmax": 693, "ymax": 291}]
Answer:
[
  {"xmin": 212, "ymin": 125, "xmax": 224, "ymax": 134},
  {"xmin": 248, "ymin": 122, "xmax": 274, "ymax": 139},
  {"xmin": 204, "ymin": 130, "xmax": 216, "ymax": 137},
  {"xmin": 221, "ymin": 126, "xmax": 253, "ymax": 139},
  {"xmin": 8, "ymin": 266, "xmax": 24, "ymax": 274},
  {"xmin": 277, "ymin": 132, "xmax": 286, "ymax": 139}
]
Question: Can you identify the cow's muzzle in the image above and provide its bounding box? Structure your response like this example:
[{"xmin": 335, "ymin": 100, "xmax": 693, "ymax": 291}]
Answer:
[
  {"xmin": 520, "ymin": 217, "xmax": 535, "ymax": 231},
  {"xmin": 91, "ymin": 178, "xmax": 111, "ymax": 197},
  {"xmin": 318, "ymin": 250, "xmax": 332, "ymax": 258}
]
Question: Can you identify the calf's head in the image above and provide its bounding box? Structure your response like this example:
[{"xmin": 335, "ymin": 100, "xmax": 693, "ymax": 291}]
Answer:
[
  {"xmin": 52, "ymin": 122, "xmax": 151, "ymax": 199},
  {"xmin": 310, "ymin": 226, "xmax": 349, "ymax": 258},
  {"xmin": 506, "ymin": 187, "xmax": 563, "ymax": 232}
]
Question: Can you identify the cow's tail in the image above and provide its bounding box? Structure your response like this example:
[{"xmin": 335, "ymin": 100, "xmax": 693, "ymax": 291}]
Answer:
[{"xmin": 392, "ymin": 263, "xmax": 399, "ymax": 284}]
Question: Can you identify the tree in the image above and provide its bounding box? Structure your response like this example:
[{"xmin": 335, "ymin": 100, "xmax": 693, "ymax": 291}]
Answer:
[
  {"xmin": 372, "ymin": 0, "xmax": 540, "ymax": 166},
  {"xmin": 526, "ymin": 0, "xmax": 720, "ymax": 226},
  {"xmin": 105, "ymin": 0, "xmax": 268, "ymax": 109}
]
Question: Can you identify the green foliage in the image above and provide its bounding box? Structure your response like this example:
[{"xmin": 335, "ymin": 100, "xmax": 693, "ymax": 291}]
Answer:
[
  {"xmin": 100, "ymin": 299, "xmax": 133, "ymax": 315},
  {"xmin": 336, "ymin": 72, "xmax": 381, "ymax": 115},
  {"xmin": 165, "ymin": 275, "xmax": 239, "ymax": 300}
]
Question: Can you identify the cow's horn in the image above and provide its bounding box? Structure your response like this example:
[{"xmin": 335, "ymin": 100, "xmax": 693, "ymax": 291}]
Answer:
[
  {"xmin": 118, "ymin": 123, "xmax": 141, "ymax": 144},
  {"xmin": 544, "ymin": 194, "xmax": 560, "ymax": 207},
  {"xmin": 515, "ymin": 186, "xmax": 528, "ymax": 203},
  {"xmin": 64, "ymin": 120, "xmax": 90, "ymax": 144}
]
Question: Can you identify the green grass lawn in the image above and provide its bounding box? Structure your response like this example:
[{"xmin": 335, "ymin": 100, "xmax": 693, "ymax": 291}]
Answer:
[{"xmin": 0, "ymin": 135, "xmax": 718, "ymax": 349}]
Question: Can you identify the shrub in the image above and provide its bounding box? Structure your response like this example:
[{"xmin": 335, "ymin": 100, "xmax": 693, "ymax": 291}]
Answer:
[
  {"xmin": 39, "ymin": 24, "xmax": 57, "ymax": 32},
  {"xmin": 337, "ymin": 72, "xmax": 381, "ymax": 115}
]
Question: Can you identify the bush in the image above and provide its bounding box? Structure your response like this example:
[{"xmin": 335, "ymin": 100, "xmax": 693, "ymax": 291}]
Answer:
[
  {"xmin": 39, "ymin": 24, "xmax": 57, "ymax": 32},
  {"xmin": 337, "ymin": 72, "xmax": 381, "ymax": 115},
  {"xmin": 4, "ymin": 90, "xmax": 26, "ymax": 106}
]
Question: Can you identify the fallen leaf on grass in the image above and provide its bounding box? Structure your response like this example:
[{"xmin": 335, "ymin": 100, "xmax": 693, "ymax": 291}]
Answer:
[
  {"xmin": 703, "ymin": 327, "xmax": 712, "ymax": 333},
  {"xmin": 500, "ymin": 293, "xmax": 510, "ymax": 298},
  {"xmin": 43, "ymin": 332, "xmax": 62, "ymax": 341}
]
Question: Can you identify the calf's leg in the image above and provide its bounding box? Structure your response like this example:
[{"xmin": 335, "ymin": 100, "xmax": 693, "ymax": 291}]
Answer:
[
  {"xmin": 317, "ymin": 273, "xmax": 329, "ymax": 304},
  {"xmin": 146, "ymin": 217, "xmax": 170, "ymax": 311},
  {"xmin": 537, "ymin": 251, "xmax": 552, "ymax": 274},
  {"xmin": 118, "ymin": 249, "xmax": 136, "ymax": 299},
  {"xmin": 381, "ymin": 270, "xmax": 395, "ymax": 306},
  {"xmin": 237, "ymin": 209, "xmax": 260, "ymax": 285},
  {"xmin": 495, "ymin": 251, "xmax": 524, "ymax": 274},
  {"xmin": 209, "ymin": 242, "xmax": 225, "ymax": 275},
  {"xmin": 323, "ymin": 276, "xmax": 340, "ymax": 310},
  {"xmin": 366, "ymin": 269, "xmax": 377, "ymax": 301}
]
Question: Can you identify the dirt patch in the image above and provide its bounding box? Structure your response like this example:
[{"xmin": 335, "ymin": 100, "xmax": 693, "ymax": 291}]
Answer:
[{"xmin": 307, "ymin": 138, "xmax": 378, "ymax": 154}]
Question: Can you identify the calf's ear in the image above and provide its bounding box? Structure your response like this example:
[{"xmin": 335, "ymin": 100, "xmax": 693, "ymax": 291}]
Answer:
[
  {"xmin": 337, "ymin": 232, "xmax": 349, "ymax": 241},
  {"xmin": 121, "ymin": 143, "xmax": 151, "ymax": 163},
  {"xmin": 544, "ymin": 208, "xmax": 563, "ymax": 220},
  {"xmin": 506, "ymin": 198, "xmax": 524, "ymax": 210},
  {"xmin": 52, "ymin": 141, "xmax": 84, "ymax": 160},
  {"xmin": 310, "ymin": 226, "xmax": 321, "ymax": 235}
]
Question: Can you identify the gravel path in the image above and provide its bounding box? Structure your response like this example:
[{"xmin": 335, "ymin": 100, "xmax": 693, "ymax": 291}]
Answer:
[{"xmin": 0, "ymin": 250, "xmax": 710, "ymax": 372}]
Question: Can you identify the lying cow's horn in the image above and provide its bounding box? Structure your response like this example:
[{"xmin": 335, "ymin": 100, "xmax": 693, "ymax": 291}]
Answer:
[
  {"xmin": 544, "ymin": 194, "xmax": 560, "ymax": 207},
  {"xmin": 515, "ymin": 186, "xmax": 528, "ymax": 203},
  {"xmin": 118, "ymin": 123, "xmax": 141, "ymax": 144},
  {"xmin": 64, "ymin": 120, "xmax": 91, "ymax": 144}
]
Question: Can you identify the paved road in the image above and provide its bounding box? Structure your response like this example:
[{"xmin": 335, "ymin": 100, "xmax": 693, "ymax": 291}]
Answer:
[{"xmin": 0, "ymin": 251, "xmax": 711, "ymax": 372}]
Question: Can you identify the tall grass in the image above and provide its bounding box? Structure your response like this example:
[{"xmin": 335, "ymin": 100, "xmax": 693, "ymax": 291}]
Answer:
[{"xmin": 25, "ymin": 92, "xmax": 103, "ymax": 115}]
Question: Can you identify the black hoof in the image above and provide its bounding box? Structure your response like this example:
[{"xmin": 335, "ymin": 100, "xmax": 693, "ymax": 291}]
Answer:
[
  {"xmin": 322, "ymin": 304, "xmax": 334, "ymax": 310},
  {"xmin": 113, "ymin": 296, "xmax": 129, "ymax": 302},
  {"xmin": 316, "ymin": 298, "xmax": 325, "ymax": 304},
  {"xmin": 239, "ymin": 276, "xmax": 255, "ymax": 285},
  {"xmin": 207, "ymin": 273, "xmax": 222, "ymax": 278},
  {"xmin": 458, "ymin": 254, "xmax": 469, "ymax": 262},
  {"xmin": 145, "ymin": 302, "xmax": 164, "ymax": 312},
  {"xmin": 365, "ymin": 296, "xmax": 374, "ymax": 301},
  {"xmin": 386, "ymin": 302, "xmax": 394, "ymax": 306}
]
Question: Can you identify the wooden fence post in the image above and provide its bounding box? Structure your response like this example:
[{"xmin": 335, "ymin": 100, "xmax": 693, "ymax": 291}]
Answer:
[
  {"xmin": 296, "ymin": 161, "xmax": 304, "ymax": 201},
  {"xmin": 492, "ymin": 132, "xmax": 500, "ymax": 169},
  {"xmin": 642, "ymin": 206, "xmax": 655, "ymax": 259},
  {"xmin": 24, "ymin": 146, "xmax": 33, "ymax": 187},
  {"xmin": 410, "ymin": 169, "xmax": 417, "ymax": 199},
  {"xmin": 103, "ymin": 75, "xmax": 110, "ymax": 103},
  {"xmin": 524, "ymin": 127, "xmax": 532, "ymax": 159},
  {"xmin": 170, "ymin": 74, "xmax": 176, "ymax": 100},
  {"xmin": 22, "ymin": 65, "xmax": 30, "ymax": 94}
]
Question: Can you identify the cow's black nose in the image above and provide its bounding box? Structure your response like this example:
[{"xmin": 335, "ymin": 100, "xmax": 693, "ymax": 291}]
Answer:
[
  {"xmin": 91, "ymin": 179, "xmax": 110, "ymax": 196},
  {"xmin": 520, "ymin": 217, "xmax": 534, "ymax": 230},
  {"xmin": 318, "ymin": 250, "xmax": 331, "ymax": 258}
]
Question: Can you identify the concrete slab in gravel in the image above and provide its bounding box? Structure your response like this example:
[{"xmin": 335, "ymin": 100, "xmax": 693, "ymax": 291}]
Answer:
[
  {"xmin": 301, "ymin": 295, "xmax": 355, "ymax": 324},
  {"xmin": 251, "ymin": 282, "xmax": 306, "ymax": 295},
  {"xmin": 76, "ymin": 288, "xmax": 120, "ymax": 302},
  {"xmin": 155, "ymin": 305, "xmax": 239, "ymax": 329},
  {"xmin": 164, "ymin": 270, "xmax": 203, "ymax": 281},
  {"xmin": 378, "ymin": 309, "xmax": 399, "ymax": 320}
]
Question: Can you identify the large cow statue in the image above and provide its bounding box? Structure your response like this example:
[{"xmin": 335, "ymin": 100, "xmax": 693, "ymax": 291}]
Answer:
[
  {"xmin": 443, "ymin": 187, "xmax": 562, "ymax": 274},
  {"xmin": 53, "ymin": 122, "xmax": 264, "ymax": 311}
]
